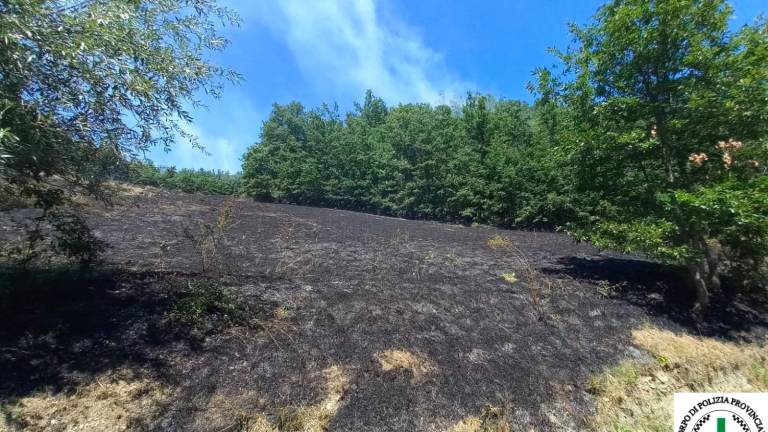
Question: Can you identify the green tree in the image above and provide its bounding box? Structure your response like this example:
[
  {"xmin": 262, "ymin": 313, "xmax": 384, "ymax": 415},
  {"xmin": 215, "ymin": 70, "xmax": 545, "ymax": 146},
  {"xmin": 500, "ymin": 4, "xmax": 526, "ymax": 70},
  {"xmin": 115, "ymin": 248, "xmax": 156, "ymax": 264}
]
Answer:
[
  {"xmin": 241, "ymin": 102, "xmax": 343, "ymax": 204},
  {"xmin": 546, "ymin": 0, "xmax": 768, "ymax": 309},
  {"xmin": 242, "ymin": 91, "xmax": 557, "ymax": 226},
  {"xmin": 381, "ymin": 103, "xmax": 455, "ymax": 218}
]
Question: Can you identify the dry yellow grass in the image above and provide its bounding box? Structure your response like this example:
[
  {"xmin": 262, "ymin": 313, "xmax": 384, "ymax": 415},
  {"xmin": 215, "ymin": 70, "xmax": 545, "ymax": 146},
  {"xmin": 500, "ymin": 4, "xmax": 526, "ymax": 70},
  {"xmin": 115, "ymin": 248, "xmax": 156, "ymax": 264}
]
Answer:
[
  {"xmin": 112, "ymin": 181, "xmax": 154, "ymax": 198},
  {"xmin": 238, "ymin": 415, "xmax": 278, "ymax": 432},
  {"xmin": 588, "ymin": 326, "xmax": 768, "ymax": 432},
  {"xmin": 195, "ymin": 365, "xmax": 350, "ymax": 432},
  {"xmin": 0, "ymin": 370, "xmax": 168, "ymax": 432},
  {"xmin": 274, "ymin": 405, "xmax": 333, "ymax": 432},
  {"xmin": 447, "ymin": 406, "xmax": 511, "ymax": 432},
  {"xmin": 274, "ymin": 305, "xmax": 292, "ymax": 320},
  {"xmin": 487, "ymin": 235, "xmax": 513, "ymax": 251},
  {"xmin": 449, "ymin": 417, "xmax": 484, "ymax": 432},
  {"xmin": 374, "ymin": 349, "xmax": 438, "ymax": 384},
  {"xmin": 501, "ymin": 272, "xmax": 519, "ymax": 284},
  {"xmin": 272, "ymin": 365, "xmax": 351, "ymax": 432},
  {"xmin": 199, "ymin": 392, "xmax": 270, "ymax": 431},
  {"xmin": 632, "ymin": 327, "xmax": 764, "ymax": 371}
]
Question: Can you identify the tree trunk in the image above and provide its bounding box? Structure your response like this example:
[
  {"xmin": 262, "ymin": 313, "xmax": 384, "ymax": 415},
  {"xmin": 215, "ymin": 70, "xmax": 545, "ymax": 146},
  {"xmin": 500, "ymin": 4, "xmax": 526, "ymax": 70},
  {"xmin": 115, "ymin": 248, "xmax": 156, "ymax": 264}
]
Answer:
[
  {"xmin": 654, "ymin": 113, "xmax": 676, "ymax": 184},
  {"xmin": 686, "ymin": 238, "xmax": 721, "ymax": 312},
  {"xmin": 703, "ymin": 240, "xmax": 722, "ymax": 293},
  {"xmin": 688, "ymin": 258, "xmax": 711, "ymax": 310}
]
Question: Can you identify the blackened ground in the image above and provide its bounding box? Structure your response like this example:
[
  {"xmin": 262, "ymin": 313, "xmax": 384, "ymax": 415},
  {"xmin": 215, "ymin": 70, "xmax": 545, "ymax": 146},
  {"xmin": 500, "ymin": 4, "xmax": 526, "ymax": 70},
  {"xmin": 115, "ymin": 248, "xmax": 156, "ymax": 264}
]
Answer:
[{"xmin": 0, "ymin": 186, "xmax": 766, "ymax": 431}]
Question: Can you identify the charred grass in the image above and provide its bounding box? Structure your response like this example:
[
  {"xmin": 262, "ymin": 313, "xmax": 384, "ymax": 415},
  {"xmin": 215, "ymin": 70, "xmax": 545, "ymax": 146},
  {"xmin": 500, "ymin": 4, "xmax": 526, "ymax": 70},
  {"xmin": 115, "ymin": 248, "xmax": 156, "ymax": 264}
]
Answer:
[{"xmin": 1, "ymin": 187, "xmax": 767, "ymax": 431}]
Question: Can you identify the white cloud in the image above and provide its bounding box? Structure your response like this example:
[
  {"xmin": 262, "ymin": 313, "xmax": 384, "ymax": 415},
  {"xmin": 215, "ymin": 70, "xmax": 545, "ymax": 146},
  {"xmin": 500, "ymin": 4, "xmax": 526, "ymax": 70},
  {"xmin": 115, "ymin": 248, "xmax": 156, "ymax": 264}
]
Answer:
[
  {"xmin": 177, "ymin": 122, "xmax": 239, "ymax": 173},
  {"xmin": 150, "ymin": 0, "xmax": 471, "ymax": 171},
  {"xmin": 245, "ymin": 0, "xmax": 470, "ymax": 105},
  {"xmin": 148, "ymin": 122, "xmax": 237, "ymax": 173},
  {"xmin": 148, "ymin": 95, "xmax": 262, "ymax": 173}
]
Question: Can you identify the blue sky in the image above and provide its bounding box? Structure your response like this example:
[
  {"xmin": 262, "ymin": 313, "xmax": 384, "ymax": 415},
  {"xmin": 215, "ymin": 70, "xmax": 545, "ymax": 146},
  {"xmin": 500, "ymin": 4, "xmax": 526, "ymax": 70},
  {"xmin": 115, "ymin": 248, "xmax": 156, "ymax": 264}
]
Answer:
[{"xmin": 148, "ymin": 0, "xmax": 767, "ymax": 173}]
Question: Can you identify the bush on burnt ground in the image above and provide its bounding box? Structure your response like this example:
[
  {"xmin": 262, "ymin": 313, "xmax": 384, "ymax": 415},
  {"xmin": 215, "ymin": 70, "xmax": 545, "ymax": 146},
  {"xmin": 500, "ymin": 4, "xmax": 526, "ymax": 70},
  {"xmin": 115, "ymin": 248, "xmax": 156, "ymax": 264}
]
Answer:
[
  {"xmin": 0, "ymin": 267, "xmax": 270, "ymax": 390},
  {"xmin": 167, "ymin": 280, "xmax": 258, "ymax": 338}
]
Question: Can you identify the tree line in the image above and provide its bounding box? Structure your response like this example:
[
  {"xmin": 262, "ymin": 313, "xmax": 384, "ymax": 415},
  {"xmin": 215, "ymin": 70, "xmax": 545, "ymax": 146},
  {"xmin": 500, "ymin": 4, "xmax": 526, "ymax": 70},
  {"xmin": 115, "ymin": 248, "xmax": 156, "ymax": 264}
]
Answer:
[
  {"xmin": 126, "ymin": 162, "xmax": 242, "ymax": 196},
  {"xmin": 242, "ymin": 92, "xmax": 573, "ymax": 227}
]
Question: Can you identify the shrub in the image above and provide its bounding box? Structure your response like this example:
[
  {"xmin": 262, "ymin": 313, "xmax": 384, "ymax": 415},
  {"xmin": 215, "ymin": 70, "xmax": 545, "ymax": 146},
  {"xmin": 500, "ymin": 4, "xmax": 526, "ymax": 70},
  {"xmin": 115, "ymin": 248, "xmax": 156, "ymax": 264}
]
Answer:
[
  {"xmin": 168, "ymin": 281, "xmax": 253, "ymax": 335},
  {"xmin": 182, "ymin": 200, "xmax": 237, "ymax": 274}
]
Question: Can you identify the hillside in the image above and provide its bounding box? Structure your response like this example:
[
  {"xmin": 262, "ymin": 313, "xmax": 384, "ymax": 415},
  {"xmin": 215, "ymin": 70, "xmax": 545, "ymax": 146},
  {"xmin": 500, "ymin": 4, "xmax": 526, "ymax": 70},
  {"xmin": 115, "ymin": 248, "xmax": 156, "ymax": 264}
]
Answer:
[{"xmin": 1, "ymin": 185, "xmax": 766, "ymax": 432}]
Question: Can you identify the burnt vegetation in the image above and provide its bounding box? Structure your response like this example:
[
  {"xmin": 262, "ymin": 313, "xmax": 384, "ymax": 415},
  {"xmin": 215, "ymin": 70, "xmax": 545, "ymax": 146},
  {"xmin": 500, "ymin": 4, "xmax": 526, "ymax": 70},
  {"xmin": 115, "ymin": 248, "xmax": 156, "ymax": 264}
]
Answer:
[{"xmin": 1, "ymin": 189, "xmax": 767, "ymax": 431}]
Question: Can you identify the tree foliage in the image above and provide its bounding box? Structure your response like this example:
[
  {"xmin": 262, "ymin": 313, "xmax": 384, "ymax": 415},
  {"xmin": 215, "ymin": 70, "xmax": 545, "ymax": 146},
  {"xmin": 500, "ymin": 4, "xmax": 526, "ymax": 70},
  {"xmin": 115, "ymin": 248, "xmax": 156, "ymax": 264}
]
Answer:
[
  {"xmin": 127, "ymin": 161, "xmax": 241, "ymax": 195},
  {"xmin": 0, "ymin": 0, "xmax": 239, "ymax": 265},
  {"xmin": 545, "ymin": 0, "xmax": 768, "ymax": 308}
]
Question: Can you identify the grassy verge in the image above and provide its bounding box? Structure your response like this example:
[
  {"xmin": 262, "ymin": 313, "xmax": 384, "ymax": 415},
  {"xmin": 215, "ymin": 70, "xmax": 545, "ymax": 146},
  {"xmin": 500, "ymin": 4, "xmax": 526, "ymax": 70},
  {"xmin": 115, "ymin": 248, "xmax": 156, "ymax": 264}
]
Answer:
[{"xmin": 587, "ymin": 326, "xmax": 768, "ymax": 432}]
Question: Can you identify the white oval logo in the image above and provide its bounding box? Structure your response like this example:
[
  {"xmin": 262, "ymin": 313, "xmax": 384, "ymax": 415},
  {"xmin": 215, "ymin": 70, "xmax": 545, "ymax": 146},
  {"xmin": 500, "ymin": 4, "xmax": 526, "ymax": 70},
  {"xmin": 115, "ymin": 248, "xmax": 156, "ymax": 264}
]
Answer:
[{"xmin": 675, "ymin": 394, "xmax": 766, "ymax": 432}]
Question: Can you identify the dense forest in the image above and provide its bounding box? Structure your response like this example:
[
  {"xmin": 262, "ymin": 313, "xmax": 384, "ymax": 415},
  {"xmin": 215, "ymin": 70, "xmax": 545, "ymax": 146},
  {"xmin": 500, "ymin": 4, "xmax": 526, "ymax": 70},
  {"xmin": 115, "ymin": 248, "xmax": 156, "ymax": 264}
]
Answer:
[{"xmin": 242, "ymin": 92, "xmax": 571, "ymax": 227}]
